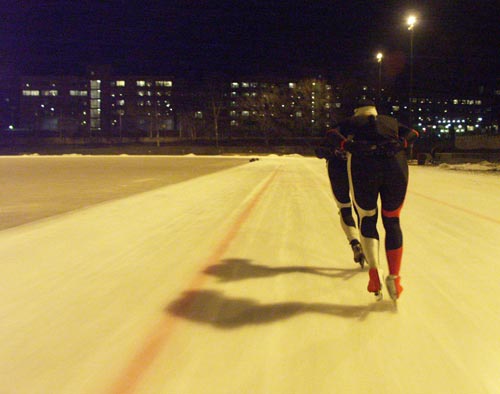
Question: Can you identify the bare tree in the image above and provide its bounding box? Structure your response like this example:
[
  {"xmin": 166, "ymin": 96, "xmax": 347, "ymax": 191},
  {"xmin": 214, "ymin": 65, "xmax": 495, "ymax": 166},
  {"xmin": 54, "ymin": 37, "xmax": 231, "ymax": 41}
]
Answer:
[
  {"xmin": 207, "ymin": 79, "xmax": 226, "ymax": 147},
  {"xmin": 237, "ymin": 83, "xmax": 294, "ymax": 144},
  {"xmin": 235, "ymin": 78, "xmax": 336, "ymax": 141}
]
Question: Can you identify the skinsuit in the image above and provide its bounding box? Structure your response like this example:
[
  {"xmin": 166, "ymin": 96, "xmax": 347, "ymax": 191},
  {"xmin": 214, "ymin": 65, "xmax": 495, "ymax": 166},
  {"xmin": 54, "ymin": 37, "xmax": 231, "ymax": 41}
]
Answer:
[
  {"xmin": 315, "ymin": 128, "xmax": 365, "ymax": 267},
  {"xmin": 337, "ymin": 101, "xmax": 418, "ymax": 300}
]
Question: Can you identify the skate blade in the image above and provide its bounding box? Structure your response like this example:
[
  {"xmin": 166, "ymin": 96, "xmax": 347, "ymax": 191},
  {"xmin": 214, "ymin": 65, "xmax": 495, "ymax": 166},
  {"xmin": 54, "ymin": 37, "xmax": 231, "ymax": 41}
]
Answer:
[
  {"xmin": 354, "ymin": 256, "xmax": 366, "ymax": 269},
  {"xmin": 385, "ymin": 276, "xmax": 400, "ymax": 302}
]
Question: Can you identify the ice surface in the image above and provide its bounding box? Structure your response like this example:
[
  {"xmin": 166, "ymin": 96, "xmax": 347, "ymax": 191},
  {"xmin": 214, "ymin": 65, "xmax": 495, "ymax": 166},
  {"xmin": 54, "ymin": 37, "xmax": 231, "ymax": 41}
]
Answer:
[{"xmin": 1, "ymin": 156, "xmax": 499, "ymax": 394}]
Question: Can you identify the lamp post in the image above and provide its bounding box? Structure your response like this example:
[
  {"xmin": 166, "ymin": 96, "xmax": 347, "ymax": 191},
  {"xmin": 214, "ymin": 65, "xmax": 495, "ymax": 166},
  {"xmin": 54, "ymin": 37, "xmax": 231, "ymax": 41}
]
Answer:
[
  {"xmin": 407, "ymin": 15, "xmax": 417, "ymax": 128},
  {"xmin": 376, "ymin": 52, "xmax": 383, "ymax": 105}
]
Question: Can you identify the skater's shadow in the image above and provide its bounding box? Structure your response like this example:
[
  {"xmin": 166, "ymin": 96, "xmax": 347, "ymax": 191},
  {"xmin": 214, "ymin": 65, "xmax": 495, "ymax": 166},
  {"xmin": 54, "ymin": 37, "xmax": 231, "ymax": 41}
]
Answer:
[
  {"xmin": 204, "ymin": 258, "xmax": 361, "ymax": 282},
  {"xmin": 166, "ymin": 289, "xmax": 395, "ymax": 328}
]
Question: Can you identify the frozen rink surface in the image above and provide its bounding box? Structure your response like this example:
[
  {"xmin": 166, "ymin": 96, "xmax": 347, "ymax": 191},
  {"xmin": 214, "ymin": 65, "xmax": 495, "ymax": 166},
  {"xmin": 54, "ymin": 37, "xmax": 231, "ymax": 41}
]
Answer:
[{"xmin": 1, "ymin": 155, "xmax": 499, "ymax": 394}]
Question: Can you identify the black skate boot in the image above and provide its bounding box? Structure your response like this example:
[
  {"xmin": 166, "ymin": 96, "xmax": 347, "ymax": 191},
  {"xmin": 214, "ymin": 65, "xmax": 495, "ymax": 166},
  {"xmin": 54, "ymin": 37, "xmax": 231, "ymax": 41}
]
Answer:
[{"xmin": 350, "ymin": 239, "xmax": 365, "ymax": 268}]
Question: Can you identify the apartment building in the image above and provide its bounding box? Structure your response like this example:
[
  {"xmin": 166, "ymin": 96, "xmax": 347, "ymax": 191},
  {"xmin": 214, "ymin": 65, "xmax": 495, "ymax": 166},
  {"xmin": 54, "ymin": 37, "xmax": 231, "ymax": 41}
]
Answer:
[
  {"xmin": 19, "ymin": 66, "xmax": 174, "ymax": 138},
  {"xmin": 16, "ymin": 67, "xmax": 497, "ymax": 141}
]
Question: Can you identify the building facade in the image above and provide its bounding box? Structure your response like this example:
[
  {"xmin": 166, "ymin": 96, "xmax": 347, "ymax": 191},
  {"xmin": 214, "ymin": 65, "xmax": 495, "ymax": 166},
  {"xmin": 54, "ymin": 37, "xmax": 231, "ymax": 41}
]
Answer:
[
  {"xmin": 19, "ymin": 66, "xmax": 174, "ymax": 138},
  {"xmin": 15, "ymin": 68, "xmax": 498, "ymax": 145}
]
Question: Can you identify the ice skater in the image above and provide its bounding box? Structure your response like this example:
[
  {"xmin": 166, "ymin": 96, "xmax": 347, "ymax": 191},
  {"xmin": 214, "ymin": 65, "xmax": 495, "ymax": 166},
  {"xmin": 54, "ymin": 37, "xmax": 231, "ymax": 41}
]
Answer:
[
  {"xmin": 338, "ymin": 99, "xmax": 418, "ymax": 301},
  {"xmin": 315, "ymin": 128, "xmax": 365, "ymax": 268}
]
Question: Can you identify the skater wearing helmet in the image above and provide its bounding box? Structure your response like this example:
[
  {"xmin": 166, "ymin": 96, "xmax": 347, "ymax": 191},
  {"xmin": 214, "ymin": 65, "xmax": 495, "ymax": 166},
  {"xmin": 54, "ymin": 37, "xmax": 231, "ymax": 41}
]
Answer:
[
  {"xmin": 315, "ymin": 128, "xmax": 365, "ymax": 268},
  {"xmin": 331, "ymin": 99, "xmax": 418, "ymax": 301}
]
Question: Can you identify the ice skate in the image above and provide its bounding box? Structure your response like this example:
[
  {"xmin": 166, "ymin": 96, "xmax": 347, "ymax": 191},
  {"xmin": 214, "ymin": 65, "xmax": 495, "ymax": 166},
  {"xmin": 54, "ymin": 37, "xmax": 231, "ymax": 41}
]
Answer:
[
  {"xmin": 368, "ymin": 267, "xmax": 383, "ymax": 301},
  {"xmin": 385, "ymin": 275, "xmax": 403, "ymax": 302},
  {"xmin": 350, "ymin": 239, "xmax": 365, "ymax": 268}
]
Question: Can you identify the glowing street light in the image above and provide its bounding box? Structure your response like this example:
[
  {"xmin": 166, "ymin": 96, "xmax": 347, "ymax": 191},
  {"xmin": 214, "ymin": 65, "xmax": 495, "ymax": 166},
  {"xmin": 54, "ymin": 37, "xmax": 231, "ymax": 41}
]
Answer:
[
  {"xmin": 406, "ymin": 14, "xmax": 417, "ymax": 127},
  {"xmin": 407, "ymin": 15, "xmax": 417, "ymax": 30},
  {"xmin": 376, "ymin": 52, "xmax": 383, "ymax": 104}
]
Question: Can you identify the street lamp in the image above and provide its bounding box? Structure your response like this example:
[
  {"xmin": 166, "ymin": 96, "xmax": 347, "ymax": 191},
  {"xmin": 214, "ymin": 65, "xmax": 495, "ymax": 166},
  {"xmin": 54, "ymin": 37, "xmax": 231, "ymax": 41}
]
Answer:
[
  {"xmin": 376, "ymin": 52, "xmax": 383, "ymax": 105},
  {"xmin": 407, "ymin": 15, "xmax": 417, "ymax": 127}
]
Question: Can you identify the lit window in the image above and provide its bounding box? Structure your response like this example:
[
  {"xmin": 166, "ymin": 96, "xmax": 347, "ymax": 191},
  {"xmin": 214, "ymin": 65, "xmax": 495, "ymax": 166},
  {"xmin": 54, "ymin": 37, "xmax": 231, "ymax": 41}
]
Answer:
[
  {"xmin": 22, "ymin": 90, "xmax": 40, "ymax": 96},
  {"xmin": 242, "ymin": 82, "xmax": 249, "ymax": 88},
  {"xmin": 42, "ymin": 90, "xmax": 58, "ymax": 96},
  {"xmin": 242, "ymin": 111, "xmax": 250, "ymax": 117},
  {"xmin": 289, "ymin": 83, "xmax": 296, "ymax": 89},
  {"xmin": 136, "ymin": 80, "xmax": 146, "ymax": 87},
  {"xmin": 195, "ymin": 111, "xmax": 203, "ymax": 119},
  {"xmin": 155, "ymin": 80, "xmax": 172, "ymax": 87},
  {"xmin": 118, "ymin": 100, "xmax": 125, "ymax": 106},
  {"xmin": 116, "ymin": 80, "xmax": 125, "ymax": 87},
  {"xmin": 90, "ymin": 119, "xmax": 101, "ymax": 129},
  {"xmin": 231, "ymin": 82, "xmax": 239, "ymax": 88}
]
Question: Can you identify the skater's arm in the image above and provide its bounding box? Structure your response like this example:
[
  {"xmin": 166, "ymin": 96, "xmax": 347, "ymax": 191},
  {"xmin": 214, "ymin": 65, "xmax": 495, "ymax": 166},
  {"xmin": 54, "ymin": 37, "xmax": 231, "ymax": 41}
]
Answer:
[
  {"xmin": 315, "ymin": 127, "xmax": 346, "ymax": 159},
  {"xmin": 398, "ymin": 124, "xmax": 419, "ymax": 145}
]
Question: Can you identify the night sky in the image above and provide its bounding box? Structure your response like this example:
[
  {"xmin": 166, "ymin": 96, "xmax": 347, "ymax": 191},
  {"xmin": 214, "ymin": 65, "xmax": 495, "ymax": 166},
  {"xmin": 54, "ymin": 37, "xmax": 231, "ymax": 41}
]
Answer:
[{"xmin": 2, "ymin": 0, "xmax": 499, "ymax": 93}]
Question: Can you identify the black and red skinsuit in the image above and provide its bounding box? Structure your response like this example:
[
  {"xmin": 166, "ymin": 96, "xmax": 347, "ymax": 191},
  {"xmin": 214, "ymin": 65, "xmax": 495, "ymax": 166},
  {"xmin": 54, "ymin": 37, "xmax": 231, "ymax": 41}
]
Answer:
[{"xmin": 339, "ymin": 113, "xmax": 418, "ymax": 293}]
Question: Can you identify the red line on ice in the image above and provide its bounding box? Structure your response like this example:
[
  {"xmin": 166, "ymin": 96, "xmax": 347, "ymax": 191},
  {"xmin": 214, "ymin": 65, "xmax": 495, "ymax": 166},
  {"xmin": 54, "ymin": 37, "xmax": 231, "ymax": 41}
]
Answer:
[
  {"xmin": 107, "ymin": 168, "xmax": 280, "ymax": 394},
  {"xmin": 409, "ymin": 190, "xmax": 500, "ymax": 225}
]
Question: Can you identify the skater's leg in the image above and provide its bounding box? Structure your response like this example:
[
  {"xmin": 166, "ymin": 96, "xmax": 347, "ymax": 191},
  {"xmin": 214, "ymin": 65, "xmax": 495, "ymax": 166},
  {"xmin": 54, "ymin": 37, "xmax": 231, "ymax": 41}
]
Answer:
[
  {"xmin": 382, "ymin": 210, "xmax": 404, "ymax": 299},
  {"xmin": 381, "ymin": 211, "xmax": 403, "ymax": 275},
  {"xmin": 380, "ymin": 151, "xmax": 408, "ymax": 299},
  {"xmin": 347, "ymin": 154, "xmax": 380, "ymax": 269},
  {"xmin": 327, "ymin": 159, "xmax": 359, "ymax": 243},
  {"xmin": 347, "ymin": 154, "xmax": 382, "ymax": 294}
]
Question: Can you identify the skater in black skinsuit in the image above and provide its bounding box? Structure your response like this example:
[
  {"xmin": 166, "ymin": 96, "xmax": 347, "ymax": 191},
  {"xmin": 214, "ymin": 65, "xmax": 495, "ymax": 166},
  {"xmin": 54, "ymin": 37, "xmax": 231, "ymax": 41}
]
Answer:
[
  {"xmin": 338, "ymin": 99, "xmax": 418, "ymax": 300},
  {"xmin": 315, "ymin": 128, "xmax": 365, "ymax": 267}
]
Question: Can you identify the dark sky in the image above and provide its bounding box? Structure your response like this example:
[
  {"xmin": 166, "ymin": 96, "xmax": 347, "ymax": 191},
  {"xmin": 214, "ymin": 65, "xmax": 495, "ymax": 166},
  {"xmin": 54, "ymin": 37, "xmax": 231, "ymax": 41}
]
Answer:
[{"xmin": 1, "ymin": 0, "xmax": 499, "ymax": 91}]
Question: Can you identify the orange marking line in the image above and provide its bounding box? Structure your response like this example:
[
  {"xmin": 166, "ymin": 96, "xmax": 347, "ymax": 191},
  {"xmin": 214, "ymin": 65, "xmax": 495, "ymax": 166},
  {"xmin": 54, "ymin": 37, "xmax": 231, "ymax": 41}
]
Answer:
[
  {"xmin": 108, "ymin": 168, "xmax": 280, "ymax": 394},
  {"xmin": 409, "ymin": 190, "xmax": 500, "ymax": 225}
]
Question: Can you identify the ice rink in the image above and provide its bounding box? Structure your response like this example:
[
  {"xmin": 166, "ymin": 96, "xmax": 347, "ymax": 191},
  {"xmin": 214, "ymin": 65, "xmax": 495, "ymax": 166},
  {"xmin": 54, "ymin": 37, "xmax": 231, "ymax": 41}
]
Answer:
[{"xmin": 1, "ymin": 155, "xmax": 499, "ymax": 394}]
